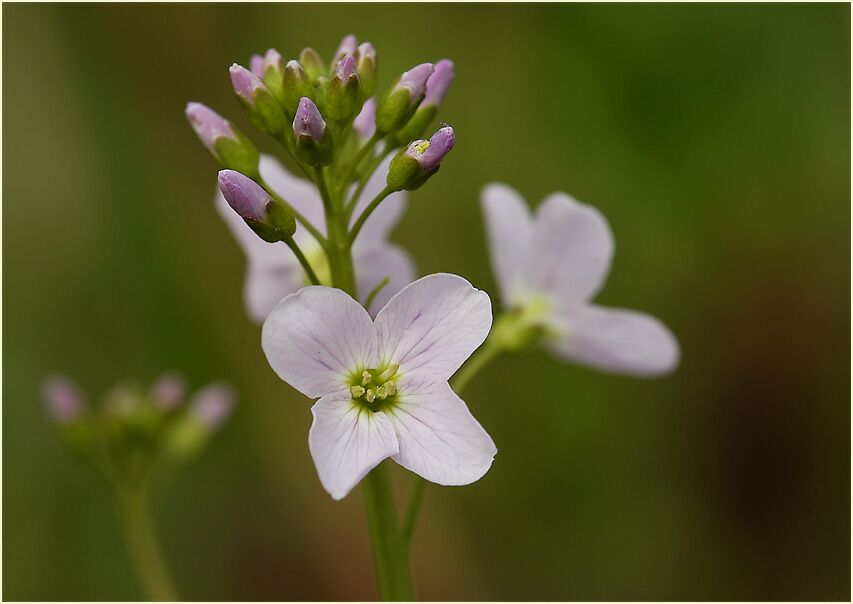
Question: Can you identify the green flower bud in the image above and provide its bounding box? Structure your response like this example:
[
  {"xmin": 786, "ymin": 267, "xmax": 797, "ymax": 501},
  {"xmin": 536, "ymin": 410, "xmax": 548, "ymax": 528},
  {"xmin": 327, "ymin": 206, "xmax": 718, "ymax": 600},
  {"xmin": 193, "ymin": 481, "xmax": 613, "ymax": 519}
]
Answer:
[
  {"xmin": 185, "ymin": 103, "xmax": 260, "ymax": 177},
  {"xmin": 299, "ymin": 47, "xmax": 325, "ymax": 81},
  {"xmin": 375, "ymin": 63, "xmax": 434, "ymax": 134},
  {"xmin": 325, "ymin": 54, "xmax": 361, "ymax": 121},
  {"xmin": 355, "ymin": 42, "xmax": 377, "ymax": 100},
  {"xmin": 283, "ymin": 60, "xmax": 313, "ymax": 118},
  {"xmin": 293, "ymin": 97, "xmax": 334, "ymax": 166},
  {"xmin": 230, "ymin": 64, "xmax": 286, "ymax": 136},
  {"xmin": 386, "ymin": 126, "xmax": 455, "ymax": 191},
  {"xmin": 261, "ymin": 49, "xmax": 286, "ymax": 105}
]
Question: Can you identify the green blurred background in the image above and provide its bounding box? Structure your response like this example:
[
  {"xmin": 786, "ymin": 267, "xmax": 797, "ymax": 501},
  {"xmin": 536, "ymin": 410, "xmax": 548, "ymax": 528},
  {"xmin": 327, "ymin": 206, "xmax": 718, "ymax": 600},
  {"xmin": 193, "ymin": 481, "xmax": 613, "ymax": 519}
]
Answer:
[{"xmin": 3, "ymin": 3, "xmax": 850, "ymax": 601}]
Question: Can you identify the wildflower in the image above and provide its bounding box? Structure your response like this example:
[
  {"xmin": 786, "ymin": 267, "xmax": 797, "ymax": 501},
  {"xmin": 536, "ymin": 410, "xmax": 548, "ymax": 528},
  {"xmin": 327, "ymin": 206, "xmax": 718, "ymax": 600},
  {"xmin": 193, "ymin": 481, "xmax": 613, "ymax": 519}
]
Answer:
[
  {"xmin": 481, "ymin": 184, "xmax": 680, "ymax": 376},
  {"xmin": 189, "ymin": 383, "xmax": 236, "ymax": 429},
  {"xmin": 217, "ymin": 169, "xmax": 296, "ymax": 242},
  {"xmin": 387, "ymin": 126, "xmax": 455, "ymax": 191},
  {"xmin": 150, "ymin": 371, "xmax": 187, "ymax": 411},
  {"xmin": 229, "ymin": 63, "xmax": 285, "ymax": 136},
  {"xmin": 292, "ymin": 97, "xmax": 334, "ymax": 166},
  {"xmin": 43, "ymin": 375, "xmax": 85, "ymax": 422},
  {"xmin": 216, "ymin": 154, "xmax": 414, "ymax": 321},
  {"xmin": 396, "ymin": 59, "xmax": 455, "ymax": 142},
  {"xmin": 375, "ymin": 63, "xmax": 434, "ymax": 134},
  {"xmin": 261, "ymin": 274, "xmax": 497, "ymax": 500},
  {"xmin": 185, "ymin": 102, "xmax": 259, "ymax": 176}
]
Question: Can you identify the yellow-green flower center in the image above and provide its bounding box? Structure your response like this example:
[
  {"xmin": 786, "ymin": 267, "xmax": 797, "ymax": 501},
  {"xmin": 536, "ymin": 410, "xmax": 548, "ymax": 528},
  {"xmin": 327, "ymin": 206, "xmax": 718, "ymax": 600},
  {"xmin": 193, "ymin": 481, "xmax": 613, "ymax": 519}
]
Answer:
[{"xmin": 349, "ymin": 364, "xmax": 400, "ymax": 412}]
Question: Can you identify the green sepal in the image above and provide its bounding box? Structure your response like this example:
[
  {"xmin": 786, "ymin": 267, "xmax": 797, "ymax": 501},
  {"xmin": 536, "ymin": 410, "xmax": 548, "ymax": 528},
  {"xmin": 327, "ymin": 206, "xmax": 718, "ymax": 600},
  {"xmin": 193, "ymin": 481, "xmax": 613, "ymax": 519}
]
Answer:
[
  {"xmin": 386, "ymin": 151, "xmax": 420, "ymax": 191},
  {"xmin": 294, "ymin": 130, "xmax": 334, "ymax": 167},
  {"xmin": 394, "ymin": 104, "xmax": 437, "ymax": 145},
  {"xmin": 326, "ymin": 76, "xmax": 362, "ymax": 121},
  {"xmin": 212, "ymin": 132, "xmax": 259, "ymax": 178},
  {"xmin": 299, "ymin": 48, "xmax": 325, "ymax": 81},
  {"xmin": 357, "ymin": 56, "xmax": 377, "ymax": 100},
  {"xmin": 490, "ymin": 312, "xmax": 549, "ymax": 353},
  {"xmin": 283, "ymin": 63, "xmax": 313, "ymax": 119},
  {"xmin": 237, "ymin": 87, "xmax": 285, "ymax": 136},
  {"xmin": 262, "ymin": 64, "xmax": 286, "ymax": 106},
  {"xmin": 244, "ymin": 200, "xmax": 296, "ymax": 243},
  {"xmin": 376, "ymin": 86, "xmax": 419, "ymax": 134}
]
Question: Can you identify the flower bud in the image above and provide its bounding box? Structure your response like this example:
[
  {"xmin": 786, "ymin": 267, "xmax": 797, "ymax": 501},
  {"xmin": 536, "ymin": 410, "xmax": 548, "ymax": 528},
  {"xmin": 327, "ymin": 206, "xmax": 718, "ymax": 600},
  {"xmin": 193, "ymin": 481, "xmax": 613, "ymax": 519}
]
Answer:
[
  {"xmin": 331, "ymin": 34, "xmax": 357, "ymax": 68},
  {"xmin": 185, "ymin": 102, "xmax": 260, "ymax": 176},
  {"xmin": 354, "ymin": 42, "xmax": 377, "ymax": 99},
  {"xmin": 249, "ymin": 54, "xmax": 264, "ymax": 78},
  {"xmin": 43, "ymin": 376, "xmax": 85, "ymax": 423},
  {"xmin": 292, "ymin": 97, "xmax": 334, "ymax": 166},
  {"xmin": 395, "ymin": 59, "xmax": 454, "ymax": 142},
  {"xmin": 282, "ymin": 60, "xmax": 313, "ymax": 118},
  {"xmin": 150, "ymin": 372, "xmax": 186, "ymax": 411},
  {"xmin": 230, "ymin": 63, "xmax": 286, "ymax": 136},
  {"xmin": 386, "ymin": 125, "xmax": 455, "ymax": 191},
  {"xmin": 375, "ymin": 63, "xmax": 434, "ymax": 134},
  {"xmin": 261, "ymin": 48, "xmax": 286, "ymax": 105},
  {"xmin": 299, "ymin": 47, "xmax": 325, "ymax": 81},
  {"xmin": 218, "ymin": 170, "xmax": 296, "ymax": 241},
  {"xmin": 189, "ymin": 383, "xmax": 235, "ymax": 429},
  {"xmin": 325, "ymin": 54, "xmax": 361, "ymax": 121},
  {"xmin": 353, "ymin": 97, "xmax": 376, "ymax": 140}
]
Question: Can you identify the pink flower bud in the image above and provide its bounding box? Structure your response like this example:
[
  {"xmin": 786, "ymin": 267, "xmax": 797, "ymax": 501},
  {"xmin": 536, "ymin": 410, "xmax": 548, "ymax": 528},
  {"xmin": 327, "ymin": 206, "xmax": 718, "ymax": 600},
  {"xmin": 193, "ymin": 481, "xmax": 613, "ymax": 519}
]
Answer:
[
  {"xmin": 423, "ymin": 59, "xmax": 454, "ymax": 107},
  {"xmin": 416, "ymin": 126, "xmax": 455, "ymax": 171},
  {"xmin": 218, "ymin": 170, "xmax": 271, "ymax": 222},
  {"xmin": 293, "ymin": 97, "xmax": 326, "ymax": 143},
  {"xmin": 43, "ymin": 376, "xmax": 84, "ymax": 422},
  {"xmin": 229, "ymin": 64, "xmax": 266, "ymax": 106},
  {"xmin": 185, "ymin": 102, "xmax": 236, "ymax": 153},
  {"xmin": 190, "ymin": 383, "xmax": 235, "ymax": 428},
  {"xmin": 249, "ymin": 54, "xmax": 264, "ymax": 78},
  {"xmin": 150, "ymin": 372, "xmax": 187, "ymax": 410}
]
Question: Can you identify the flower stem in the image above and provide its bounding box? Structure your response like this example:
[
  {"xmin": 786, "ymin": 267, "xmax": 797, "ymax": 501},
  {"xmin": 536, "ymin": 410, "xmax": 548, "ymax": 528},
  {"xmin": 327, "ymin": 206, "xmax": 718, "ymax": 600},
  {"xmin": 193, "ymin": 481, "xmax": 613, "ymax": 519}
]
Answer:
[
  {"xmin": 284, "ymin": 237, "xmax": 320, "ymax": 285},
  {"xmin": 363, "ymin": 462, "xmax": 416, "ymax": 601},
  {"xmin": 348, "ymin": 186, "xmax": 394, "ymax": 247},
  {"xmin": 403, "ymin": 336, "xmax": 505, "ymax": 545},
  {"xmin": 339, "ymin": 132, "xmax": 382, "ymax": 199},
  {"xmin": 322, "ymin": 159, "xmax": 413, "ymax": 601},
  {"xmin": 259, "ymin": 178, "xmax": 326, "ymax": 247},
  {"xmin": 401, "ymin": 476, "xmax": 426, "ymax": 544},
  {"xmin": 450, "ymin": 336, "xmax": 504, "ymax": 393},
  {"xmin": 118, "ymin": 489, "xmax": 178, "ymax": 601},
  {"xmin": 320, "ymin": 166, "xmax": 357, "ymax": 295}
]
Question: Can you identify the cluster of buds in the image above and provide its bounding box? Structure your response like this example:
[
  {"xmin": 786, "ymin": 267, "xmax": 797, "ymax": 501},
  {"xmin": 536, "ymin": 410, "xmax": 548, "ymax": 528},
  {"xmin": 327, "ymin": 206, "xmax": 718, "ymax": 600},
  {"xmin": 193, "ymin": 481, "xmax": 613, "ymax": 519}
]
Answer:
[
  {"xmin": 186, "ymin": 34, "xmax": 458, "ymax": 245},
  {"xmin": 44, "ymin": 372, "xmax": 235, "ymax": 490}
]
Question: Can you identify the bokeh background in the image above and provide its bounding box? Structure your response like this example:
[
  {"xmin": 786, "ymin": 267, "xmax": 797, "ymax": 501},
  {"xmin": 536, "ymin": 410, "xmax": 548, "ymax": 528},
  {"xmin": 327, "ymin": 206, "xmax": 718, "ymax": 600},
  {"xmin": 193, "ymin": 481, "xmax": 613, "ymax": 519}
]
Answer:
[{"xmin": 3, "ymin": 3, "xmax": 850, "ymax": 601}]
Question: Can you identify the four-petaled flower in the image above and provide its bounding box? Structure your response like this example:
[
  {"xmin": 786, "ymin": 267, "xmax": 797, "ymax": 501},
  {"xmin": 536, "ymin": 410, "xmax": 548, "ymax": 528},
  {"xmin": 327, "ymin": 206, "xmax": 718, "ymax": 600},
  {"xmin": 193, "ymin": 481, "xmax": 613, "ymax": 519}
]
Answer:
[
  {"xmin": 261, "ymin": 273, "xmax": 497, "ymax": 500},
  {"xmin": 481, "ymin": 183, "xmax": 679, "ymax": 376},
  {"xmin": 217, "ymin": 155, "xmax": 415, "ymax": 322}
]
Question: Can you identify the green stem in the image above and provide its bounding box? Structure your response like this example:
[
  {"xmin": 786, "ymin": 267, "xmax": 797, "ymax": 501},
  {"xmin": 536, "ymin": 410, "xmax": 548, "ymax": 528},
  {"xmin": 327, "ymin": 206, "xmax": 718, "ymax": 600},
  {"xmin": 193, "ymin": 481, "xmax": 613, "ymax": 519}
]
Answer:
[
  {"xmin": 346, "ymin": 147, "xmax": 393, "ymax": 220},
  {"xmin": 259, "ymin": 178, "xmax": 327, "ymax": 247},
  {"xmin": 363, "ymin": 462, "xmax": 415, "ymax": 601},
  {"xmin": 118, "ymin": 489, "xmax": 178, "ymax": 601},
  {"xmin": 450, "ymin": 337, "xmax": 504, "ymax": 394},
  {"xmin": 338, "ymin": 132, "xmax": 382, "ymax": 199},
  {"xmin": 364, "ymin": 276, "xmax": 389, "ymax": 310},
  {"xmin": 284, "ymin": 237, "xmax": 320, "ymax": 285},
  {"xmin": 401, "ymin": 477, "xmax": 426, "ymax": 544},
  {"xmin": 403, "ymin": 336, "xmax": 505, "ymax": 545},
  {"xmin": 320, "ymin": 158, "xmax": 413, "ymax": 600},
  {"xmin": 348, "ymin": 186, "xmax": 395, "ymax": 247},
  {"xmin": 319, "ymin": 166, "xmax": 357, "ymax": 294}
]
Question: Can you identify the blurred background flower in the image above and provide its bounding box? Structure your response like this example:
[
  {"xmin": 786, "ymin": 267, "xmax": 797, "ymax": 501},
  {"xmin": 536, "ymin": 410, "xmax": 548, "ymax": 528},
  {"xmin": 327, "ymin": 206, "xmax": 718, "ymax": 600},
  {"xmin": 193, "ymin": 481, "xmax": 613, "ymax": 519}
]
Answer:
[{"xmin": 4, "ymin": 3, "xmax": 849, "ymax": 600}]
